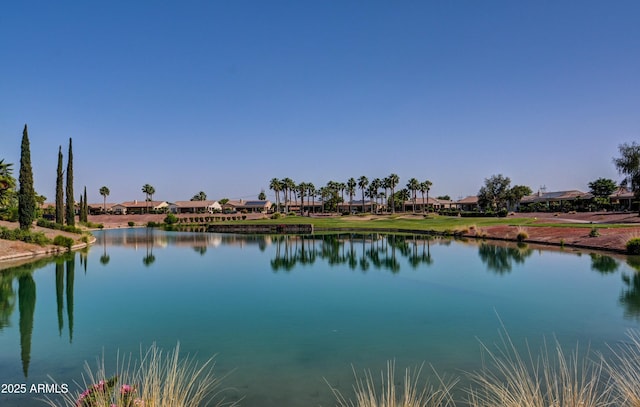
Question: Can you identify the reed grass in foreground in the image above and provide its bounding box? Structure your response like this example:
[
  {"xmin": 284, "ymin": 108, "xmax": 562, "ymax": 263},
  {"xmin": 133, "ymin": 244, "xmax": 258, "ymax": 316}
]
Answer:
[
  {"xmin": 466, "ymin": 331, "xmax": 614, "ymax": 407},
  {"xmin": 605, "ymin": 330, "xmax": 640, "ymax": 407},
  {"xmin": 43, "ymin": 343, "xmax": 238, "ymax": 407},
  {"xmin": 328, "ymin": 330, "xmax": 640, "ymax": 407},
  {"xmin": 326, "ymin": 360, "xmax": 458, "ymax": 407}
]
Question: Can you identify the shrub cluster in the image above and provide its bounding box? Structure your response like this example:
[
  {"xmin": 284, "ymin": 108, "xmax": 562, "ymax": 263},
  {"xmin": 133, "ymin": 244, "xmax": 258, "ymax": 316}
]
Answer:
[
  {"xmin": 36, "ymin": 218, "xmax": 83, "ymax": 234},
  {"xmin": 53, "ymin": 235, "xmax": 75, "ymax": 250},
  {"xmin": 627, "ymin": 238, "xmax": 640, "ymax": 254},
  {"xmin": 438, "ymin": 209, "xmax": 460, "ymax": 217},
  {"xmin": 0, "ymin": 226, "xmax": 51, "ymax": 246},
  {"xmin": 164, "ymin": 213, "xmax": 178, "ymax": 225}
]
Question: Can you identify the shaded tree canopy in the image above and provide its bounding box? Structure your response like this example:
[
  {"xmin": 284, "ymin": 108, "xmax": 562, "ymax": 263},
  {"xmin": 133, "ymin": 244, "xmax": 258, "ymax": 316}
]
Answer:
[
  {"xmin": 588, "ymin": 177, "xmax": 617, "ymax": 198},
  {"xmin": 478, "ymin": 174, "xmax": 511, "ymax": 210}
]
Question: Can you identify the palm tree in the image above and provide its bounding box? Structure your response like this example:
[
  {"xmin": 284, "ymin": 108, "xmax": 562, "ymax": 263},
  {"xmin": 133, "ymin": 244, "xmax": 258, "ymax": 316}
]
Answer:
[
  {"xmin": 357, "ymin": 176, "xmax": 369, "ymax": 214},
  {"xmin": 282, "ymin": 177, "xmax": 295, "ymax": 213},
  {"xmin": 269, "ymin": 178, "xmax": 281, "ymax": 212},
  {"xmin": 407, "ymin": 178, "xmax": 420, "ymax": 213},
  {"xmin": 99, "ymin": 186, "xmax": 110, "ymax": 214},
  {"xmin": 326, "ymin": 181, "xmax": 340, "ymax": 214},
  {"xmin": 370, "ymin": 178, "xmax": 381, "ymax": 213},
  {"xmin": 142, "ymin": 184, "xmax": 155, "ymax": 213},
  {"xmin": 318, "ymin": 187, "xmax": 330, "ymax": 213},
  {"xmin": 386, "ymin": 174, "xmax": 399, "ymax": 213},
  {"xmin": 337, "ymin": 182, "xmax": 346, "ymax": 214},
  {"xmin": 366, "ymin": 183, "xmax": 378, "ymax": 214},
  {"xmin": 346, "ymin": 177, "xmax": 356, "ymax": 214},
  {"xmin": 297, "ymin": 182, "xmax": 306, "ymax": 215},
  {"xmin": 307, "ymin": 183, "xmax": 316, "ymax": 216},
  {"xmin": 0, "ymin": 159, "xmax": 16, "ymax": 207},
  {"xmin": 398, "ymin": 188, "xmax": 410, "ymax": 212},
  {"xmin": 421, "ymin": 180, "xmax": 433, "ymax": 213}
]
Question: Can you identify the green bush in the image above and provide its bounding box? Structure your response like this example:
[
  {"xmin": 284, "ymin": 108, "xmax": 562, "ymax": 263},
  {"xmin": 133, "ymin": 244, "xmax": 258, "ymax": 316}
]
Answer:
[
  {"xmin": 83, "ymin": 221, "xmax": 104, "ymax": 229},
  {"xmin": 516, "ymin": 231, "xmax": 528, "ymax": 242},
  {"xmin": 164, "ymin": 213, "xmax": 178, "ymax": 225},
  {"xmin": 147, "ymin": 221, "xmax": 160, "ymax": 228},
  {"xmin": 271, "ymin": 212, "xmax": 282, "ymax": 219},
  {"xmin": 0, "ymin": 226, "xmax": 50, "ymax": 245},
  {"xmin": 53, "ymin": 235, "xmax": 75, "ymax": 250},
  {"xmin": 627, "ymin": 238, "xmax": 640, "ymax": 254},
  {"xmin": 589, "ymin": 228, "xmax": 600, "ymax": 238},
  {"xmin": 36, "ymin": 218, "xmax": 83, "ymax": 234},
  {"xmin": 128, "ymin": 221, "xmax": 135, "ymax": 227}
]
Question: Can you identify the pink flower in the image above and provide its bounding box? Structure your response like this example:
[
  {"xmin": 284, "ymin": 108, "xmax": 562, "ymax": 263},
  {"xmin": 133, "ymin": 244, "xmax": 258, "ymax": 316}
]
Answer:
[{"xmin": 120, "ymin": 384, "xmax": 133, "ymax": 395}]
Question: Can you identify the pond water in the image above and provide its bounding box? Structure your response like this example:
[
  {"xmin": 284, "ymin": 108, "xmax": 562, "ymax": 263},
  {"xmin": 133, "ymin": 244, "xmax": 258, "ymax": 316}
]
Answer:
[{"xmin": 1, "ymin": 228, "xmax": 640, "ymax": 406}]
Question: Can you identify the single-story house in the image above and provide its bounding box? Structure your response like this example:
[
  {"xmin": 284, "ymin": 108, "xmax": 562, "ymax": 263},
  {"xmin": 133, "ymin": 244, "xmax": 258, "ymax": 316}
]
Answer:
[
  {"xmin": 88, "ymin": 203, "xmax": 117, "ymax": 215},
  {"xmin": 520, "ymin": 190, "xmax": 593, "ymax": 208},
  {"xmin": 114, "ymin": 200, "xmax": 169, "ymax": 215},
  {"xmin": 338, "ymin": 200, "xmax": 376, "ymax": 213},
  {"xmin": 169, "ymin": 200, "xmax": 222, "ymax": 214},
  {"xmin": 223, "ymin": 200, "xmax": 272, "ymax": 213},
  {"xmin": 455, "ymin": 196, "xmax": 479, "ymax": 211},
  {"xmin": 609, "ymin": 187, "xmax": 635, "ymax": 210},
  {"xmin": 404, "ymin": 197, "xmax": 455, "ymax": 212}
]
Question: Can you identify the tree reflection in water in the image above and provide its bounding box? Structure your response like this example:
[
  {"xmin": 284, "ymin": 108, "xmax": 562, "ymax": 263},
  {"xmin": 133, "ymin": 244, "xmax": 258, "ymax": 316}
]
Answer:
[
  {"xmin": 66, "ymin": 256, "xmax": 75, "ymax": 343},
  {"xmin": 143, "ymin": 227, "xmax": 156, "ymax": 266},
  {"xmin": 18, "ymin": 274, "xmax": 35, "ymax": 378},
  {"xmin": 269, "ymin": 233, "xmax": 436, "ymax": 274},
  {"xmin": 0, "ymin": 272, "xmax": 15, "ymax": 330},
  {"xmin": 478, "ymin": 243, "xmax": 533, "ymax": 274},
  {"xmin": 621, "ymin": 257, "xmax": 640, "ymax": 320},
  {"xmin": 56, "ymin": 261, "xmax": 64, "ymax": 336},
  {"xmin": 590, "ymin": 253, "xmax": 619, "ymax": 274}
]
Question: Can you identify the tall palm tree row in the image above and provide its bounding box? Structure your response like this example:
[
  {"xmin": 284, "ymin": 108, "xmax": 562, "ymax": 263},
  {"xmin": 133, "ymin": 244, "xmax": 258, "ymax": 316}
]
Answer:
[{"xmin": 266, "ymin": 174, "xmax": 435, "ymax": 214}]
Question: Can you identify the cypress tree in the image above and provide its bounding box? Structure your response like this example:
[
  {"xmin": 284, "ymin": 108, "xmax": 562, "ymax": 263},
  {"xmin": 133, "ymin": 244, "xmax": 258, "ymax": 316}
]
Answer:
[
  {"xmin": 55, "ymin": 146, "xmax": 64, "ymax": 224},
  {"xmin": 79, "ymin": 194, "xmax": 84, "ymax": 224},
  {"xmin": 18, "ymin": 124, "xmax": 36, "ymax": 230},
  {"xmin": 83, "ymin": 186, "xmax": 88, "ymax": 222},
  {"xmin": 65, "ymin": 138, "xmax": 75, "ymax": 226}
]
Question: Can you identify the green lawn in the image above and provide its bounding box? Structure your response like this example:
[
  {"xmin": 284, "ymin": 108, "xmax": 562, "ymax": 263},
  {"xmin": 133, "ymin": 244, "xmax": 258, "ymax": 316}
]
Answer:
[
  {"xmin": 235, "ymin": 214, "xmax": 535, "ymax": 232},
  {"xmin": 232, "ymin": 214, "xmax": 640, "ymax": 232}
]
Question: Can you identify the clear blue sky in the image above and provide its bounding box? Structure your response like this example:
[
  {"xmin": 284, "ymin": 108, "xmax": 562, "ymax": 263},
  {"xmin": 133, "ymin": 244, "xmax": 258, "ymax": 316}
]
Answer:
[{"xmin": 2, "ymin": 1, "xmax": 639, "ymax": 203}]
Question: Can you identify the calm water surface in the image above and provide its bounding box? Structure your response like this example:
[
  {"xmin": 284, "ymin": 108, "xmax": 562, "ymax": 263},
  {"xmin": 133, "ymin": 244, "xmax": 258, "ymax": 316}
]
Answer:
[{"xmin": 1, "ymin": 229, "xmax": 640, "ymax": 406}]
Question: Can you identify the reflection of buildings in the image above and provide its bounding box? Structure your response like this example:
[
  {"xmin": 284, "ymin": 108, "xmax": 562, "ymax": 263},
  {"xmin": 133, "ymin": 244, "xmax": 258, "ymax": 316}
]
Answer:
[{"xmin": 99, "ymin": 230, "xmax": 272, "ymax": 251}]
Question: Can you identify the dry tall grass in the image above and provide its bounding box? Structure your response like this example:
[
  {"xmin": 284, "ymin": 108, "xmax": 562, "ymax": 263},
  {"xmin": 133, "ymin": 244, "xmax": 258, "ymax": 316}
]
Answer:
[
  {"xmin": 605, "ymin": 330, "xmax": 640, "ymax": 406},
  {"xmin": 327, "ymin": 360, "xmax": 458, "ymax": 407},
  {"xmin": 43, "ymin": 343, "xmax": 238, "ymax": 407},
  {"xmin": 466, "ymin": 329, "xmax": 613, "ymax": 407}
]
